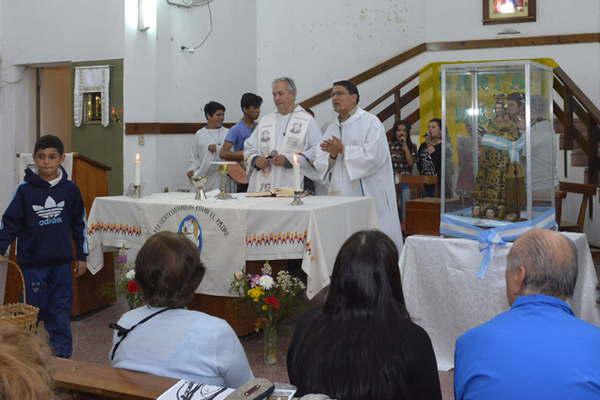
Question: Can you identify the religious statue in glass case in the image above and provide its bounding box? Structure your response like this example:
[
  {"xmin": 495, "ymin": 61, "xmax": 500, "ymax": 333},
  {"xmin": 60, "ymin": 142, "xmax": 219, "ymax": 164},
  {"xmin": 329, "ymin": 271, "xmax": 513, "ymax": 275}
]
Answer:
[{"xmin": 440, "ymin": 60, "xmax": 556, "ymax": 231}]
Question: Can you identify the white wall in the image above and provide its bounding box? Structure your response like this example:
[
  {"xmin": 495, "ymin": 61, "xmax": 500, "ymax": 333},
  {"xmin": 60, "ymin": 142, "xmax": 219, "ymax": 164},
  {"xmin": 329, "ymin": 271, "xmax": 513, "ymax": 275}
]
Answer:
[
  {"xmin": 1, "ymin": 0, "xmax": 124, "ymax": 65},
  {"xmin": 0, "ymin": 0, "xmax": 124, "ymax": 211},
  {"xmin": 123, "ymin": 0, "xmax": 257, "ymax": 193},
  {"xmin": 425, "ymin": 0, "xmax": 600, "ymax": 42},
  {"xmin": 256, "ymin": 0, "xmax": 426, "ymax": 122}
]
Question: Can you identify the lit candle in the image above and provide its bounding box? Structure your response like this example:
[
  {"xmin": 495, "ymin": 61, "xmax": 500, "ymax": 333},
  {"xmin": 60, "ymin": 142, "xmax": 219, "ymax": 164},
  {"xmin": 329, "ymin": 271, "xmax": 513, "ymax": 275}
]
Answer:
[
  {"xmin": 134, "ymin": 153, "xmax": 141, "ymax": 186},
  {"xmin": 293, "ymin": 153, "xmax": 301, "ymax": 192}
]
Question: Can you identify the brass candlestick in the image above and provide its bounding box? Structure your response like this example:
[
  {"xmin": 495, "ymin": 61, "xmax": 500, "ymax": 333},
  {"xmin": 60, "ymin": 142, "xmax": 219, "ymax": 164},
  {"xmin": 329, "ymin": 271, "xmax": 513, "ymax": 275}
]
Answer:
[{"xmin": 214, "ymin": 162, "xmax": 233, "ymax": 200}]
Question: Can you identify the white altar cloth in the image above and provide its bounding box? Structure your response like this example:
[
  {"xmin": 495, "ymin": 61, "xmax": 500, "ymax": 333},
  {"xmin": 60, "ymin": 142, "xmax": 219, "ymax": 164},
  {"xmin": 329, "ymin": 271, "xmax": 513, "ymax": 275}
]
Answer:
[
  {"xmin": 399, "ymin": 233, "xmax": 599, "ymax": 371},
  {"xmin": 87, "ymin": 193, "xmax": 378, "ymax": 298}
]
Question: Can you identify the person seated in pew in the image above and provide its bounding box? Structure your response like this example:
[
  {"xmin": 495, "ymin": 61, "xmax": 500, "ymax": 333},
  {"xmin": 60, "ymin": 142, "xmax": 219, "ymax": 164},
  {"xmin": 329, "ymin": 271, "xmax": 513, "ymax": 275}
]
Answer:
[
  {"xmin": 287, "ymin": 230, "xmax": 441, "ymax": 400},
  {"xmin": 0, "ymin": 321, "xmax": 55, "ymax": 400},
  {"xmin": 110, "ymin": 231, "xmax": 253, "ymax": 388},
  {"xmin": 454, "ymin": 229, "xmax": 600, "ymax": 400}
]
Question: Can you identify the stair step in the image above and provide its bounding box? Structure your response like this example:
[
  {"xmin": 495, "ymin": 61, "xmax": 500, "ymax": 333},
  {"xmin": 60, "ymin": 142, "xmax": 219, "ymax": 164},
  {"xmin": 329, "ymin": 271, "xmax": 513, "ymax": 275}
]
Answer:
[{"xmin": 555, "ymin": 119, "xmax": 589, "ymax": 150}]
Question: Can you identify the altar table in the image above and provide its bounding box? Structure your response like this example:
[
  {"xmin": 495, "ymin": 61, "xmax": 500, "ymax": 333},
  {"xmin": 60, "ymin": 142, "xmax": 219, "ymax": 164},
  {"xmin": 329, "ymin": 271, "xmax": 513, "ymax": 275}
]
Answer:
[{"xmin": 87, "ymin": 193, "xmax": 378, "ymax": 298}]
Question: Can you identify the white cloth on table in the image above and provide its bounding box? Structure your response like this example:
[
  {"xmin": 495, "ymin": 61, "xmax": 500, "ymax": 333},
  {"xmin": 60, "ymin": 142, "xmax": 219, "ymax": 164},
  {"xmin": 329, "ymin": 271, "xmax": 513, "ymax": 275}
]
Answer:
[
  {"xmin": 244, "ymin": 106, "xmax": 322, "ymax": 192},
  {"xmin": 314, "ymin": 107, "xmax": 403, "ymax": 251},
  {"xmin": 87, "ymin": 193, "xmax": 377, "ymax": 298},
  {"xmin": 399, "ymin": 232, "xmax": 600, "ymax": 371},
  {"xmin": 86, "ymin": 194, "xmax": 247, "ymax": 296},
  {"xmin": 188, "ymin": 127, "xmax": 229, "ymax": 191},
  {"xmin": 111, "ymin": 307, "xmax": 253, "ymax": 388}
]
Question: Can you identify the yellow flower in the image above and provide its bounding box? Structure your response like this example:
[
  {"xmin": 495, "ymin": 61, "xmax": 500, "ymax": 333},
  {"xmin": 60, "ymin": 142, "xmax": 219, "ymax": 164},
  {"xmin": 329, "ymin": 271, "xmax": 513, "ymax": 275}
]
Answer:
[
  {"xmin": 247, "ymin": 287, "xmax": 264, "ymax": 300},
  {"xmin": 262, "ymin": 305, "xmax": 268, "ymax": 311}
]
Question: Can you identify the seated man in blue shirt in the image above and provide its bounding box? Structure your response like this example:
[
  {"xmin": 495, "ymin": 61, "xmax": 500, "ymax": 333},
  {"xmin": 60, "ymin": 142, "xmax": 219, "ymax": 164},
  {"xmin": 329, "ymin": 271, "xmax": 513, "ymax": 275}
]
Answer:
[
  {"xmin": 455, "ymin": 229, "xmax": 600, "ymax": 400},
  {"xmin": 220, "ymin": 93, "xmax": 262, "ymax": 192}
]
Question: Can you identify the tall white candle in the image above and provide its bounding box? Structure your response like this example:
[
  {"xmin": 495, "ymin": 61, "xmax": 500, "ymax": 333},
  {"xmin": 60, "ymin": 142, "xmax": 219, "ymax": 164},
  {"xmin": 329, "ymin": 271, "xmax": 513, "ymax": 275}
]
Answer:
[
  {"xmin": 134, "ymin": 153, "xmax": 141, "ymax": 186},
  {"xmin": 293, "ymin": 153, "xmax": 301, "ymax": 191}
]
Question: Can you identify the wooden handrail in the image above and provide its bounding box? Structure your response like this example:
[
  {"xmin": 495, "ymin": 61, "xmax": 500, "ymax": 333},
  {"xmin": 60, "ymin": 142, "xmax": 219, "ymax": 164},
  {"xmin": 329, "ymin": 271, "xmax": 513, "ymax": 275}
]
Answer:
[
  {"xmin": 376, "ymin": 86, "xmax": 419, "ymax": 123},
  {"xmin": 300, "ymin": 43, "xmax": 427, "ymax": 109},
  {"xmin": 554, "ymin": 67, "xmax": 600, "ymax": 125},
  {"xmin": 553, "ymin": 65, "xmax": 600, "ymax": 184},
  {"xmin": 300, "ymin": 33, "xmax": 600, "ymax": 109},
  {"xmin": 365, "ymin": 71, "xmax": 419, "ymax": 112},
  {"xmin": 426, "ymin": 33, "xmax": 600, "ymax": 52},
  {"xmin": 125, "ymin": 122, "xmax": 237, "ymax": 135}
]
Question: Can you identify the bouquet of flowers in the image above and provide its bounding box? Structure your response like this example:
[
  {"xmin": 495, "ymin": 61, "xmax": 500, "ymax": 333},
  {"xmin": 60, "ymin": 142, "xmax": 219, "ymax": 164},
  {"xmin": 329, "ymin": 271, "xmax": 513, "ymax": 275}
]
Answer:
[
  {"xmin": 230, "ymin": 262, "xmax": 305, "ymax": 364},
  {"xmin": 115, "ymin": 246, "xmax": 144, "ymax": 309}
]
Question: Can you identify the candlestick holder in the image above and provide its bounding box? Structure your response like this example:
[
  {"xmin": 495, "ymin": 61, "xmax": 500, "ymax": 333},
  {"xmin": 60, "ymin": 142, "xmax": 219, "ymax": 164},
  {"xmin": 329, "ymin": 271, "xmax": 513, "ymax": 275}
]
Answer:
[
  {"xmin": 131, "ymin": 184, "xmax": 142, "ymax": 199},
  {"xmin": 290, "ymin": 190, "xmax": 304, "ymax": 206},
  {"xmin": 215, "ymin": 162, "xmax": 234, "ymax": 200}
]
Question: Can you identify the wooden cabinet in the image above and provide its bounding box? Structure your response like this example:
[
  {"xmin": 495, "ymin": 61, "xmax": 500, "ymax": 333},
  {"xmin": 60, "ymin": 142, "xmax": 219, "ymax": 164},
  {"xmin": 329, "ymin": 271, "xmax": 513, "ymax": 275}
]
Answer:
[{"xmin": 404, "ymin": 198, "xmax": 442, "ymax": 236}]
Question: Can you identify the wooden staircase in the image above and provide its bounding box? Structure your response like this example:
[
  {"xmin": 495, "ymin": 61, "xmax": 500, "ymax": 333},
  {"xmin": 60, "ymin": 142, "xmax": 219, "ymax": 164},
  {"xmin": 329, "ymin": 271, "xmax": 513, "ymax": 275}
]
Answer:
[{"xmin": 299, "ymin": 36, "xmax": 600, "ymax": 187}]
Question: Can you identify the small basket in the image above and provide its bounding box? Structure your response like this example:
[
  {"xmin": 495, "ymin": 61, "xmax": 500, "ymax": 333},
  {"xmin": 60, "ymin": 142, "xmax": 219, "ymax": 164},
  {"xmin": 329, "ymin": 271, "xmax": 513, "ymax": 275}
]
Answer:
[{"xmin": 0, "ymin": 259, "xmax": 39, "ymax": 333}]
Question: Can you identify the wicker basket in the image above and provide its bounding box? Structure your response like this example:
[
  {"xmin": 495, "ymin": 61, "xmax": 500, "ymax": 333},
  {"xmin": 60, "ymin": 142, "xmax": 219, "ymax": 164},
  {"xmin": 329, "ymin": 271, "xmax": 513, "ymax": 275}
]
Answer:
[{"xmin": 0, "ymin": 259, "xmax": 39, "ymax": 333}]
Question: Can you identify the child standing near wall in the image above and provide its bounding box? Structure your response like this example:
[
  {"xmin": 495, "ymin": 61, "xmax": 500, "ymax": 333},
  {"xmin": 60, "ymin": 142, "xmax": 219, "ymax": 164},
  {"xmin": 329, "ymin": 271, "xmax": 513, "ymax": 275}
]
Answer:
[{"xmin": 0, "ymin": 134, "xmax": 88, "ymax": 358}]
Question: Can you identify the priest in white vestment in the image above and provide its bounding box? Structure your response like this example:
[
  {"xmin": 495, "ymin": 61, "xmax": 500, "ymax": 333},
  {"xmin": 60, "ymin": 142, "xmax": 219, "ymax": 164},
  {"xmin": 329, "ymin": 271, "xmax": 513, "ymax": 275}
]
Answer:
[
  {"xmin": 187, "ymin": 101, "xmax": 229, "ymax": 191},
  {"xmin": 315, "ymin": 80, "xmax": 403, "ymax": 250},
  {"xmin": 244, "ymin": 77, "xmax": 322, "ymax": 192}
]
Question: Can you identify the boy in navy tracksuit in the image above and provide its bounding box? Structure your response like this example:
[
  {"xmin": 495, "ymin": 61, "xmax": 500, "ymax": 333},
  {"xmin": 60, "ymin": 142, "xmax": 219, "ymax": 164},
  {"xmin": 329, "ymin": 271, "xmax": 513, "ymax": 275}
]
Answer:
[{"xmin": 0, "ymin": 135, "xmax": 88, "ymax": 358}]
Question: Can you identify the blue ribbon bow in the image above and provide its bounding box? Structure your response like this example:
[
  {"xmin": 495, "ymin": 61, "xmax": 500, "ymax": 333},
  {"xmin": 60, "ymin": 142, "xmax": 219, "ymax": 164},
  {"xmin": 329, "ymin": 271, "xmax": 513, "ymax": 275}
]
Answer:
[
  {"xmin": 477, "ymin": 229, "xmax": 508, "ymax": 279},
  {"xmin": 481, "ymin": 134, "xmax": 525, "ymax": 163}
]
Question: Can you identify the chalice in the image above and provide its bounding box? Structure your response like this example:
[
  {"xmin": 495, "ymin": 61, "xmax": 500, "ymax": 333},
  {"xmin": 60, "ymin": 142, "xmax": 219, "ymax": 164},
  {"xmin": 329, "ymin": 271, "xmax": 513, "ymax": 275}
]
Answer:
[
  {"xmin": 189, "ymin": 174, "xmax": 208, "ymax": 201},
  {"xmin": 211, "ymin": 161, "xmax": 236, "ymax": 200}
]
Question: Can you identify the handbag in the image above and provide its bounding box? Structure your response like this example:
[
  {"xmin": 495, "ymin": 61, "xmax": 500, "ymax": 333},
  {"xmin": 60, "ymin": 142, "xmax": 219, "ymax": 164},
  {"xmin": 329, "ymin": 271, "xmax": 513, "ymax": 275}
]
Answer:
[{"xmin": 224, "ymin": 378, "xmax": 274, "ymax": 400}]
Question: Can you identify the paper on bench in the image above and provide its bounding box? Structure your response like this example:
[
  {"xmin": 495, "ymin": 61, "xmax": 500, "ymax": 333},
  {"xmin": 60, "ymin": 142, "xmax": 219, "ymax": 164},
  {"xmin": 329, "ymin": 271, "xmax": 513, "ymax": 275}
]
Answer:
[{"xmin": 157, "ymin": 380, "xmax": 233, "ymax": 400}]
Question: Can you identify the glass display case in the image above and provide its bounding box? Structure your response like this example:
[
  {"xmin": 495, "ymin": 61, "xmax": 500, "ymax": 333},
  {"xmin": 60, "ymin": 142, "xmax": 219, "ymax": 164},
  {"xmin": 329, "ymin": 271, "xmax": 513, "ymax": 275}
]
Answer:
[{"xmin": 440, "ymin": 61, "xmax": 556, "ymax": 231}]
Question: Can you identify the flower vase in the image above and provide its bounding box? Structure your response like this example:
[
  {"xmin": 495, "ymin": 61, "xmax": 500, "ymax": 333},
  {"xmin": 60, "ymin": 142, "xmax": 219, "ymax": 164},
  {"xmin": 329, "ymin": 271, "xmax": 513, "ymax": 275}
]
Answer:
[{"xmin": 263, "ymin": 325, "xmax": 278, "ymax": 365}]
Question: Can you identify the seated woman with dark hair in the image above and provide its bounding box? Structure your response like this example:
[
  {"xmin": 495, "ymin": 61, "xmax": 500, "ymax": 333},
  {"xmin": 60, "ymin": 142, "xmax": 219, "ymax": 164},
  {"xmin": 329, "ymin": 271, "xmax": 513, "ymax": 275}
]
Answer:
[
  {"xmin": 287, "ymin": 230, "xmax": 441, "ymax": 400},
  {"xmin": 110, "ymin": 231, "xmax": 253, "ymax": 388}
]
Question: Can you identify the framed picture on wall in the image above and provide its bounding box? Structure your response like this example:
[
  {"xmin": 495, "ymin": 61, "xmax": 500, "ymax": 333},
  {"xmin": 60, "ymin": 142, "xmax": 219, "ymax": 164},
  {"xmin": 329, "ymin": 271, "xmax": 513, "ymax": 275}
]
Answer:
[{"xmin": 483, "ymin": 0, "xmax": 536, "ymax": 25}]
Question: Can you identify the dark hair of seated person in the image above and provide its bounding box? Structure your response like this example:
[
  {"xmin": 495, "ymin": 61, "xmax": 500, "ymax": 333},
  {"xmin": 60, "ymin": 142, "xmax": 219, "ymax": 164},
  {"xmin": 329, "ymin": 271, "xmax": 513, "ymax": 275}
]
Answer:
[
  {"xmin": 135, "ymin": 231, "xmax": 206, "ymax": 308},
  {"xmin": 287, "ymin": 230, "xmax": 442, "ymax": 400}
]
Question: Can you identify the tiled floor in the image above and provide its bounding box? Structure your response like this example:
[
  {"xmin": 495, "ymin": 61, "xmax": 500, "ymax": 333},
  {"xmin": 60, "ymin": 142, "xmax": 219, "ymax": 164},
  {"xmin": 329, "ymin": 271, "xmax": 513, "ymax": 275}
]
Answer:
[{"xmin": 68, "ymin": 299, "xmax": 454, "ymax": 399}]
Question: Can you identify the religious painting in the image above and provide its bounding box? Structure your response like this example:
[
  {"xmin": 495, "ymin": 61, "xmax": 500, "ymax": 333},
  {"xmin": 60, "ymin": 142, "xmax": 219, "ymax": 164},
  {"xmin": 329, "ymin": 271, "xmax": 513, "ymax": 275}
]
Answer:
[{"xmin": 482, "ymin": 0, "xmax": 536, "ymax": 25}]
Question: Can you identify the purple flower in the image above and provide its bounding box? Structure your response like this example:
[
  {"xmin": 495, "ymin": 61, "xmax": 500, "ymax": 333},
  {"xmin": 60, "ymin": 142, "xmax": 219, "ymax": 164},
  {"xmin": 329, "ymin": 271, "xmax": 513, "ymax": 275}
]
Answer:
[
  {"xmin": 116, "ymin": 254, "xmax": 127, "ymax": 265},
  {"xmin": 249, "ymin": 274, "xmax": 261, "ymax": 288}
]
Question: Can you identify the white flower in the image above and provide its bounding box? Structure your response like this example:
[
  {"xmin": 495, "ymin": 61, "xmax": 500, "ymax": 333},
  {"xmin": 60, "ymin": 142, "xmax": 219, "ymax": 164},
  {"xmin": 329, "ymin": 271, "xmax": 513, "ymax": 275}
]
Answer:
[
  {"xmin": 258, "ymin": 275, "xmax": 274, "ymax": 290},
  {"xmin": 261, "ymin": 261, "xmax": 272, "ymax": 275},
  {"xmin": 125, "ymin": 269, "xmax": 135, "ymax": 280},
  {"xmin": 234, "ymin": 270, "xmax": 244, "ymax": 280}
]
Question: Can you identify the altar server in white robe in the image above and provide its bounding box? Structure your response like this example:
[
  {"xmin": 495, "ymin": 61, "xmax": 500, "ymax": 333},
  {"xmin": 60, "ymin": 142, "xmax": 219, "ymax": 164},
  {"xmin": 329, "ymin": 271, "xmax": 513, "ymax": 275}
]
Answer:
[
  {"xmin": 244, "ymin": 77, "xmax": 322, "ymax": 192},
  {"xmin": 187, "ymin": 101, "xmax": 229, "ymax": 191},
  {"xmin": 315, "ymin": 80, "xmax": 403, "ymax": 250}
]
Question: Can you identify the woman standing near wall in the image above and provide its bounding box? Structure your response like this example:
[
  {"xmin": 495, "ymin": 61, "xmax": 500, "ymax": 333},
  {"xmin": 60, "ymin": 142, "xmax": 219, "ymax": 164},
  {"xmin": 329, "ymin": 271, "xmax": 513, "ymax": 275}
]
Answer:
[{"xmin": 389, "ymin": 120, "xmax": 416, "ymax": 222}]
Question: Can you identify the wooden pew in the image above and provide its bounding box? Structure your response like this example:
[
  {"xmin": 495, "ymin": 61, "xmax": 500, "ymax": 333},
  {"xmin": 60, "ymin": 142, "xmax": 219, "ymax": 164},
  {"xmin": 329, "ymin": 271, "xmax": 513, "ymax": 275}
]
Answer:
[{"xmin": 49, "ymin": 357, "xmax": 176, "ymax": 400}]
